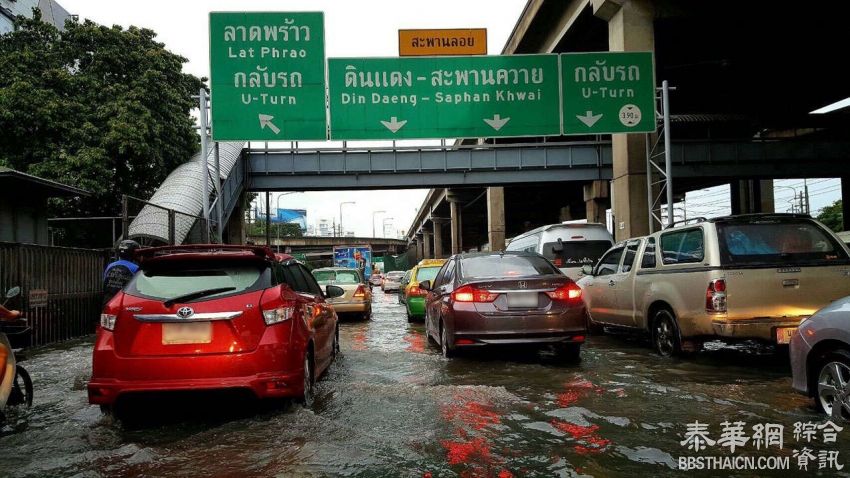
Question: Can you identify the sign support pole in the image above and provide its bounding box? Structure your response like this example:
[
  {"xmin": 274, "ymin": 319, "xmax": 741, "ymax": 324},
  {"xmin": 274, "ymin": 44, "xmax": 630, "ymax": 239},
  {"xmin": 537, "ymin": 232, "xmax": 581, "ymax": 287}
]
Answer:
[
  {"xmin": 213, "ymin": 142, "xmax": 223, "ymax": 243},
  {"xmin": 198, "ymin": 88, "xmax": 211, "ymax": 243},
  {"xmin": 662, "ymin": 80, "xmax": 674, "ymax": 228}
]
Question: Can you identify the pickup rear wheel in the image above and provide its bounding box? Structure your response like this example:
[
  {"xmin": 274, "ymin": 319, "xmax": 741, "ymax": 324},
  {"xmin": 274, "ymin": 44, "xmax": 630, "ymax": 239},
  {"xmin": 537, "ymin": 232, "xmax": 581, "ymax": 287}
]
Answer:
[{"xmin": 652, "ymin": 309, "xmax": 682, "ymax": 357}]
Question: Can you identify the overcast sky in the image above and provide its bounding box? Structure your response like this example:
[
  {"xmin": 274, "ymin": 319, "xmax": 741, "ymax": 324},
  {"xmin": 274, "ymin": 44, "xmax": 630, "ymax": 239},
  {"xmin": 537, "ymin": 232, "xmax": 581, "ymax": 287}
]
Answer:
[{"xmin": 59, "ymin": 0, "xmax": 528, "ymax": 237}]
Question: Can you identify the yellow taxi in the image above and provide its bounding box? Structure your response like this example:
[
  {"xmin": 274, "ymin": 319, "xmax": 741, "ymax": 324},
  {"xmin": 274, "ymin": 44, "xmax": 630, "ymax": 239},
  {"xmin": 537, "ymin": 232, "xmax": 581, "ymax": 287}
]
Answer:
[{"xmin": 403, "ymin": 259, "xmax": 446, "ymax": 322}]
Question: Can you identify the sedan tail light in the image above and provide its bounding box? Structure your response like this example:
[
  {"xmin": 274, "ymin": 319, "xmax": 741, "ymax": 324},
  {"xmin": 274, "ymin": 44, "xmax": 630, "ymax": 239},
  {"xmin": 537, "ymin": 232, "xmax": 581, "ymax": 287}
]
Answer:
[
  {"xmin": 452, "ymin": 285, "xmax": 499, "ymax": 303},
  {"xmin": 408, "ymin": 286, "xmax": 427, "ymax": 298},
  {"xmin": 546, "ymin": 282, "xmax": 583, "ymax": 305},
  {"xmin": 353, "ymin": 285, "xmax": 367, "ymax": 298},
  {"xmin": 706, "ymin": 279, "xmax": 727, "ymax": 313},
  {"xmin": 262, "ymin": 300, "xmax": 296, "ymax": 325}
]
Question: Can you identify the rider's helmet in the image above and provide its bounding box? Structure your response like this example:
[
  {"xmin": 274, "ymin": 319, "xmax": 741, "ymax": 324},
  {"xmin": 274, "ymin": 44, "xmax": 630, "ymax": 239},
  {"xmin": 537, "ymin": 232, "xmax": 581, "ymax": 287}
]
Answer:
[{"xmin": 117, "ymin": 240, "xmax": 140, "ymax": 261}]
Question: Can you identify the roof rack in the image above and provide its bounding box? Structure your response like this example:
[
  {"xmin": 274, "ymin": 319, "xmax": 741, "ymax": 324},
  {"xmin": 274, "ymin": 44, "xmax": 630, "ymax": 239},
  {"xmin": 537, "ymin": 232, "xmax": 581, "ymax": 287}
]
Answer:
[
  {"xmin": 664, "ymin": 217, "xmax": 707, "ymax": 229},
  {"xmin": 718, "ymin": 212, "xmax": 812, "ymax": 220},
  {"xmin": 135, "ymin": 244, "xmax": 275, "ymax": 262}
]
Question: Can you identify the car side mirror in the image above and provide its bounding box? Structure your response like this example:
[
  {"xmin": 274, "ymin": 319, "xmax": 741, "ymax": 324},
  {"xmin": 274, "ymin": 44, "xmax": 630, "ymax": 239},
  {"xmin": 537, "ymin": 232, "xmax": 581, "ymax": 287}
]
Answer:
[
  {"xmin": 419, "ymin": 280, "xmax": 432, "ymax": 291},
  {"xmin": 325, "ymin": 285, "xmax": 345, "ymax": 299},
  {"xmin": 5, "ymin": 286, "xmax": 20, "ymax": 300},
  {"xmin": 581, "ymin": 265, "xmax": 594, "ymax": 276}
]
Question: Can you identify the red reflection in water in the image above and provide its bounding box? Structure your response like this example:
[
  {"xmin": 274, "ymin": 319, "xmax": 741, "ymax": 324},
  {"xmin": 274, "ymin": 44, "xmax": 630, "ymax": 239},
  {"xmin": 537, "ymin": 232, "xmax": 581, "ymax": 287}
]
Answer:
[
  {"xmin": 441, "ymin": 401, "xmax": 501, "ymax": 431},
  {"xmin": 403, "ymin": 332, "xmax": 426, "ymax": 353},
  {"xmin": 439, "ymin": 392, "xmax": 512, "ymax": 478},
  {"xmin": 551, "ymin": 420, "xmax": 611, "ymax": 454},
  {"xmin": 351, "ymin": 330, "xmax": 367, "ymax": 351},
  {"xmin": 556, "ymin": 378, "xmax": 593, "ymax": 407}
]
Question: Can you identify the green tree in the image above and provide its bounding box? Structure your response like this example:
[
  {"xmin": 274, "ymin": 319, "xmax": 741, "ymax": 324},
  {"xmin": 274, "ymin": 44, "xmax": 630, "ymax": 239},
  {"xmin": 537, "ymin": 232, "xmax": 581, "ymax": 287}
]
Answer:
[
  {"xmin": 0, "ymin": 11, "xmax": 203, "ymax": 216},
  {"xmin": 817, "ymin": 199, "xmax": 843, "ymax": 232}
]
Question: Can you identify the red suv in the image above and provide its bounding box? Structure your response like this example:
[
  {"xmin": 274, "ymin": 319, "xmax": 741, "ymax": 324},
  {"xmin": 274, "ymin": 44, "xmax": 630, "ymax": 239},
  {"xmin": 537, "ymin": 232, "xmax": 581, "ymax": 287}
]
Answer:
[{"xmin": 88, "ymin": 245, "xmax": 344, "ymax": 410}]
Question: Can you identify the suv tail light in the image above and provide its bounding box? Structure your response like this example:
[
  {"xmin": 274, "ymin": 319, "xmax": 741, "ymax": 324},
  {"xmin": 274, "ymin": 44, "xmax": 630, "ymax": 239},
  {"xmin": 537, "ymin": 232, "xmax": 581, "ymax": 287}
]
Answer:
[
  {"xmin": 706, "ymin": 279, "xmax": 727, "ymax": 313},
  {"xmin": 262, "ymin": 300, "xmax": 296, "ymax": 325},
  {"xmin": 546, "ymin": 282, "xmax": 583, "ymax": 304},
  {"xmin": 353, "ymin": 285, "xmax": 367, "ymax": 298},
  {"xmin": 452, "ymin": 285, "xmax": 499, "ymax": 303},
  {"xmin": 100, "ymin": 314, "xmax": 117, "ymax": 331}
]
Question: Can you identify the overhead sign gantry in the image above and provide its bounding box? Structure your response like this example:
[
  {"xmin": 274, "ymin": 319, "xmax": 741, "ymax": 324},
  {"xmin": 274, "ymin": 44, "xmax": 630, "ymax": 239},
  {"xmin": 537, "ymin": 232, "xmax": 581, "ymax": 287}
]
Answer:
[
  {"xmin": 207, "ymin": 12, "xmax": 656, "ymax": 141},
  {"xmin": 209, "ymin": 12, "xmax": 327, "ymax": 141},
  {"xmin": 327, "ymin": 55, "xmax": 561, "ymax": 140}
]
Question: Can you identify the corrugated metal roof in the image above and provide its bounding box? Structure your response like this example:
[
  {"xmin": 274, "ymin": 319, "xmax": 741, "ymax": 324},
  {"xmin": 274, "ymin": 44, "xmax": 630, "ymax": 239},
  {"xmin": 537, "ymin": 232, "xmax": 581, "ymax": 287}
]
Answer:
[{"xmin": 128, "ymin": 142, "xmax": 244, "ymax": 244}]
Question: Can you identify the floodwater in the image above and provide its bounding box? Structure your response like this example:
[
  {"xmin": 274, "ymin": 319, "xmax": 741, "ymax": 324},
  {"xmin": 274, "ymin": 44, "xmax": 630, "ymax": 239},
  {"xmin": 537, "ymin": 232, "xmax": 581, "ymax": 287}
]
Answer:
[{"xmin": 1, "ymin": 289, "xmax": 847, "ymax": 477}]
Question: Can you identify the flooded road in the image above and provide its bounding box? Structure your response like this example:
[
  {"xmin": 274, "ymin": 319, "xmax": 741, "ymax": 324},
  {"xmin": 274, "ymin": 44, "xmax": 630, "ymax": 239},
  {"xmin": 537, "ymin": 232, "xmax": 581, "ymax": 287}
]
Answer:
[{"xmin": 1, "ymin": 289, "xmax": 846, "ymax": 477}]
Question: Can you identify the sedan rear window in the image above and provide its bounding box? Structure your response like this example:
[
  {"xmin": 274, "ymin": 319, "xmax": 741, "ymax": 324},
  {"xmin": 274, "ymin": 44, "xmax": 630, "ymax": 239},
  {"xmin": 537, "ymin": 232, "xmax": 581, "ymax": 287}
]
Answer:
[
  {"xmin": 415, "ymin": 266, "xmax": 441, "ymax": 282},
  {"xmin": 127, "ymin": 265, "xmax": 270, "ymax": 301},
  {"xmin": 334, "ymin": 271, "xmax": 361, "ymax": 284},
  {"xmin": 717, "ymin": 219, "xmax": 849, "ymax": 266},
  {"xmin": 460, "ymin": 255, "xmax": 559, "ymax": 279},
  {"xmin": 312, "ymin": 270, "xmax": 336, "ymax": 283}
]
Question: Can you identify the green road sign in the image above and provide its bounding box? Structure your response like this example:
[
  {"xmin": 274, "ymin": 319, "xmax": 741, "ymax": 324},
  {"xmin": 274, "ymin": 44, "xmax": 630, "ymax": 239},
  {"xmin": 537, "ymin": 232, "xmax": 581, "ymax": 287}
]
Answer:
[
  {"xmin": 209, "ymin": 12, "xmax": 326, "ymax": 141},
  {"xmin": 328, "ymin": 55, "xmax": 560, "ymax": 140},
  {"xmin": 560, "ymin": 52, "xmax": 656, "ymax": 135}
]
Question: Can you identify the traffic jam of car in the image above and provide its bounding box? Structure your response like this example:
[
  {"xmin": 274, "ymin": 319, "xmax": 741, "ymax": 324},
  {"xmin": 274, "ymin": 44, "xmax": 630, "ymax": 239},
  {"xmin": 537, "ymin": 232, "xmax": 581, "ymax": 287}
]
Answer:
[{"xmin": 79, "ymin": 213, "xmax": 850, "ymax": 425}]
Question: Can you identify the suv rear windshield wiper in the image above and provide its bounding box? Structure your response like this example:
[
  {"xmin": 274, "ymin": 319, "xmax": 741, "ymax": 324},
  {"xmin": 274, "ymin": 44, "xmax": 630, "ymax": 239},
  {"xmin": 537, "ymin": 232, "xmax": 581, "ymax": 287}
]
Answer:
[{"xmin": 163, "ymin": 287, "xmax": 236, "ymax": 307}]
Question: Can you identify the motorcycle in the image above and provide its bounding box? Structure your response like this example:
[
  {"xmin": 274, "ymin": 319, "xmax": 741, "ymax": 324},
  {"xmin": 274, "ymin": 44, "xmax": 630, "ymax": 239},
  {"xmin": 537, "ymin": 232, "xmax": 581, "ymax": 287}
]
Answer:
[{"xmin": 1, "ymin": 286, "xmax": 33, "ymax": 418}]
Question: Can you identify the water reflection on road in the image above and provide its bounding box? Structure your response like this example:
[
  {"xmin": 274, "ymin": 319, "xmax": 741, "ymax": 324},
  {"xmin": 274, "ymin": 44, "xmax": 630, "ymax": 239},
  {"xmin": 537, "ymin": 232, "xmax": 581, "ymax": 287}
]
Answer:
[{"xmin": 0, "ymin": 289, "xmax": 841, "ymax": 477}]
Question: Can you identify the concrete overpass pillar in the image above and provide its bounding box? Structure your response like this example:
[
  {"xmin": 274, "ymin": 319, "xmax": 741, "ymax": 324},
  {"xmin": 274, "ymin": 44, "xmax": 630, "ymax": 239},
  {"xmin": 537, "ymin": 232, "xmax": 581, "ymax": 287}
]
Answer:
[
  {"xmin": 584, "ymin": 181, "xmax": 610, "ymax": 224},
  {"xmin": 601, "ymin": 0, "xmax": 654, "ymax": 241},
  {"xmin": 449, "ymin": 199, "xmax": 461, "ymax": 255},
  {"xmin": 433, "ymin": 220, "xmax": 444, "ymax": 258},
  {"xmin": 415, "ymin": 236, "xmax": 424, "ymax": 262},
  {"xmin": 487, "ymin": 187, "xmax": 506, "ymax": 252},
  {"xmin": 225, "ymin": 195, "xmax": 247, "ymax": 244},
  {"xmin": 730, "ymin": 180, "xmax": 775, "ymax": 215},
  {"xmin": 422, "ymin": 228, "xmax": 433, "ymax": 259}
]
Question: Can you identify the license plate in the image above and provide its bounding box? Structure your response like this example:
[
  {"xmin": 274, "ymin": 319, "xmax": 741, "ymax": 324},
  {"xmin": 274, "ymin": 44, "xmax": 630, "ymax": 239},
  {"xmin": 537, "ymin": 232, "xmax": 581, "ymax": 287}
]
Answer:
[
  {"xmin": 507, "ymin": 292, "xmax": 538, "ymax": 308},
  {"xmin": 775, "ymin": 327, "xmax": 797, "ymax": 345},
  {"xmin": 162, "ymin": 322, "xmax": 212, "ymax": 345}
]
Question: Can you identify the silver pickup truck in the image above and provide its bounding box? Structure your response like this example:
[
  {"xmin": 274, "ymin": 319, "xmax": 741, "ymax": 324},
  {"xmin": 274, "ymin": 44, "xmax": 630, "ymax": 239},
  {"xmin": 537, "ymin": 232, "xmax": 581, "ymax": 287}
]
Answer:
[{"xmin": 578, "ymin": 214, "xmax": 850, "ymax": 356}]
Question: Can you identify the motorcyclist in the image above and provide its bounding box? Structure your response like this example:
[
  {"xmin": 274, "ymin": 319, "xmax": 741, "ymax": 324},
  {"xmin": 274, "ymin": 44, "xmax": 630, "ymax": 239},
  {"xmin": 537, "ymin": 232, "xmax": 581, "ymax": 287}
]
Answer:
[
  {"xmin": 103, "ymin": 240, "xmax": 140, "ymax": 304},
  {"xmin": 0, "ymin": 305, "xmax": 21, "ymax": 392}
]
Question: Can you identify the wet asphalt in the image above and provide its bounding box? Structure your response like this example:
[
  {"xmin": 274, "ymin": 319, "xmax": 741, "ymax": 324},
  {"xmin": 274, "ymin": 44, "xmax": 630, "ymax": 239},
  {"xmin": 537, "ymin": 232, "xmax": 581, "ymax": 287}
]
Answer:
[{"xmin": 0, "ymin": 289, "xmax": 846, "ymax": 477}]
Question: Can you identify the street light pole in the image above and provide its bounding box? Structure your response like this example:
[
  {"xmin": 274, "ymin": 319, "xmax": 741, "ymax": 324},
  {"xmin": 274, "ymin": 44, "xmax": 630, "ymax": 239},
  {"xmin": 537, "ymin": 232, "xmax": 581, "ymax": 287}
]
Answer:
[
  {"xmin": 339, "ymin": 201, "xmax": 355, "ymax": 237},
  {"xmin": 372, "ymin": 210, "xmax": 386, "ymax": 238}
]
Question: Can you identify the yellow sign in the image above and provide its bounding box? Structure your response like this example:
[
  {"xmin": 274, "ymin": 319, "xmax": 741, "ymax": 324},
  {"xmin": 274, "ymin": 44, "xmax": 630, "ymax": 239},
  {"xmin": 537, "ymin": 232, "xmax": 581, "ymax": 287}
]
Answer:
[{"xmin": 398, "ymin": 29, "xmax": 487, "ymax": 56}]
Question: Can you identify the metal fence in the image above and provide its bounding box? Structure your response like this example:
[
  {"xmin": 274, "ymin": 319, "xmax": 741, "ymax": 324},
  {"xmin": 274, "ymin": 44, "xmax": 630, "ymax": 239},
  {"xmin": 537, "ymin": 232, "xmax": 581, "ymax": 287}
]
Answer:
[{"xmin": 0, "ymin": 242, "xmax": 109, "ymax": 347}]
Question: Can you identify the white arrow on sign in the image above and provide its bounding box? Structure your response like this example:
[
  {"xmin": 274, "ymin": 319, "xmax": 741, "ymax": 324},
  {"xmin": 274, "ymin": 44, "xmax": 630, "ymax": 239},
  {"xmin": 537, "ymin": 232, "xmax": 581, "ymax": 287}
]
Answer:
[
  {"xmin": 380, "ymin": 116, "xmax": 407, "ymax": 134},
  {"xmin": 258, "ymin": 114, "xmax": 281, "ymax": 135},
  {"xmin": 483, "ymin": 114, "xmax": 510, "ymax": 131},
  {"xmin": 576, "ymin": 111, "xmax": 603, "ymax": 128}
]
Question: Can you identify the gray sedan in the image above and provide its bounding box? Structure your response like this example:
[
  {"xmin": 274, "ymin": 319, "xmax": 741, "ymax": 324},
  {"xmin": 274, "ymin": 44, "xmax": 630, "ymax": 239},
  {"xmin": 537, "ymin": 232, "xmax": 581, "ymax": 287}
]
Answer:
[{"xmin": 790, "ymin": 296, "xmax": 850, "ymax": 419}]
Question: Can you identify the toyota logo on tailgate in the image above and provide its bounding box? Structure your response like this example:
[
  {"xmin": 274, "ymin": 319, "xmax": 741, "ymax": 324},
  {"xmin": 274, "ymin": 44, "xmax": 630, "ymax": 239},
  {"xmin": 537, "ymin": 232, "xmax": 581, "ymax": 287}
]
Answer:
[{"xmin": 177, "ymin": 307, "xmax": 195, "ymax": 319}]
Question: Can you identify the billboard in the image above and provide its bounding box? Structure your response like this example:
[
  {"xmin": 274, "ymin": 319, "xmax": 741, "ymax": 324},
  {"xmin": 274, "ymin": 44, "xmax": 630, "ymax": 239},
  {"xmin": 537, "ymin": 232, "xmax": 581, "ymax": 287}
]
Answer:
[
  {"xmin": 272, "ymin": 208, "xmax": 308, "ymax": 232},
  {"xmin": 333, "ymin": 245, "xmax": 373, "ymax": 280}
]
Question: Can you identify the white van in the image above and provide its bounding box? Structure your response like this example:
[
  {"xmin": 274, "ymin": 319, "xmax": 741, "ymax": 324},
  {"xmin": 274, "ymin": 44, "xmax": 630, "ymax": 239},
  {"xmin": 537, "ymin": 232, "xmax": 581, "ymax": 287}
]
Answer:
[{"xmin": 505, "ymin": 223, "xmax": 614, "ymax": 279}]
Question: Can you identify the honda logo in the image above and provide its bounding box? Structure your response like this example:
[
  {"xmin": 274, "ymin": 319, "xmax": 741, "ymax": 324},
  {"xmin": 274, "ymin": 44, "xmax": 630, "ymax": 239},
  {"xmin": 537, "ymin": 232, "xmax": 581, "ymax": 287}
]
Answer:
[
  {"xmin": 518, "ymin": 281, "xmax": 527, "ymax": 289},
  {"xmin": 176, "ymin": 307, "xmax": 195, "ymax": 319}
]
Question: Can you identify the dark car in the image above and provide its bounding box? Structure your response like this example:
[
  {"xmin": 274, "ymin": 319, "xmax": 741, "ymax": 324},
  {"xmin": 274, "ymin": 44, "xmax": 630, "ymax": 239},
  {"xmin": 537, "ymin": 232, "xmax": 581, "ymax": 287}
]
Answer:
[
  {"xmin": 421, "ymin": 251, "xmax": 587, "ymax": 360},
  {"xmin": 88, "ymin": 245, "xmax": 344, "ymax": 411}
]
